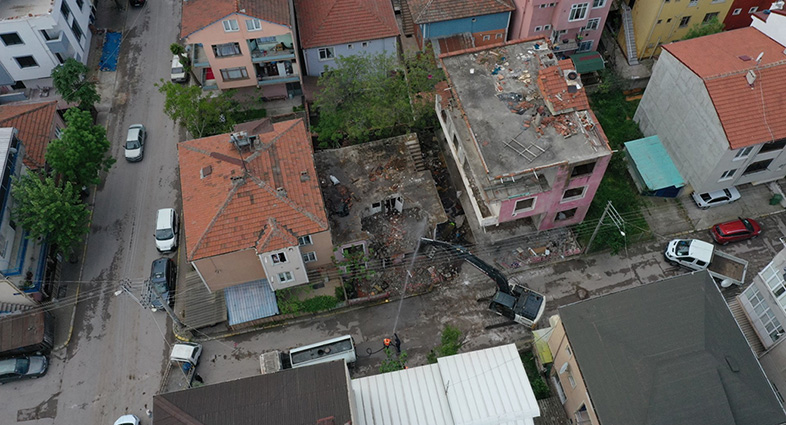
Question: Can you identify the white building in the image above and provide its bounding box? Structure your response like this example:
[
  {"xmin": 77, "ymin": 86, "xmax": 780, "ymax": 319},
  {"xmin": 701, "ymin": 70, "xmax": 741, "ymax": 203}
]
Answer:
[{"xmin": 0, "ymin": 0, "xmax": 94, "ymax": 89}]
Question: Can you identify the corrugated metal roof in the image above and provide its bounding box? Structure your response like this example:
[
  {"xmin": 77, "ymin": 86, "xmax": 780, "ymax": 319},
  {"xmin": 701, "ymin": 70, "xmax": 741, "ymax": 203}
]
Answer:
[
  {"xmin": 624, "ymin": 135, "xmax": 685, "ymax": 191},
  {"xmin": 180, "ymin": 269, "xmax": 227, "ymax": 329},
  {"xmin": 439, "ymin": 344, "xmax": 539, "ymax": 425},
  {"xmin": 224, "ymin": 279, "xmax": 279, "ymax": 326},
  {"xmin": 353, "ymin": 364, "xmax": 454, "ymax": 425},
  {"xmin": 353, "ymin": 344, "xmax": 540, "ymax": 425},
  {"xmin": 569, "ymin": 51, "xmax": 605, "ymax": 74}
]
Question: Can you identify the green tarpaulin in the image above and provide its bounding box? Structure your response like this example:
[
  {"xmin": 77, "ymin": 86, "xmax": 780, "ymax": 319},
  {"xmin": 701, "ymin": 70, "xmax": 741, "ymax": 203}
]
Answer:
[{"xmin": 570, "ymin": 51, "xmax": 605, "ymax": 73}]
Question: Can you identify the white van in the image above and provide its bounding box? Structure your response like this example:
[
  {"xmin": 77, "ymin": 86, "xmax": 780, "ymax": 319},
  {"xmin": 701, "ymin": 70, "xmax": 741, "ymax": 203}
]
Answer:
[
  {"xmin": 155, "ymin": 208, "xmax": 179, "ymax": 252},
  {"xmin": 170, "ymin": 55, "xmax": 188, "ymax": 83}
]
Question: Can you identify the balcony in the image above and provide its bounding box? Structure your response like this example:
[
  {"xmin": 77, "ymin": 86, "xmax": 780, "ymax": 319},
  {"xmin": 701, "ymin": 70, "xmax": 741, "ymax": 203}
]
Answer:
[
  {"xmin": 190, "ymin": 44, "xmax": 210, "ymax": 68},
  {"xmin": 248, "ymin": 35, "xmax": 295, "ymax": 62},
  {"xmin": 254, "ymin": 61, "xmax": 299, "ymax": 85},
  {"xmin": 42, "ymin": 30, "xmax": 70, "ymax": 55},
  {"xmin": 552, "ymin": 37, "xmax": 579, "ymax": 53}
]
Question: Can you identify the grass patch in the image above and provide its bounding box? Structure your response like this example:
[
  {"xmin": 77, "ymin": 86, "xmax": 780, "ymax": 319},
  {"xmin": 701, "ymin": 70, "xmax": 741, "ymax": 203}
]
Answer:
[
  {"xmin": 230, "ymin": 107, "xmax": 267, "ymax": 123},
  {"xmin": 521, "ymin": 351, "xmax": 551, "ymax": 400}
]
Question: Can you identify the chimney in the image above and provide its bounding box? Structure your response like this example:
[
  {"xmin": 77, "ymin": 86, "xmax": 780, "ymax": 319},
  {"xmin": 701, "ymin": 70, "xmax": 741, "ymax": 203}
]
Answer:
[
  {"xmin": 230, "ymin": 131, "xmax": 251, "ymax": 151},
  {"xmin": 277, "ymin": 187, "xmax": 287, "ymax": 197}
]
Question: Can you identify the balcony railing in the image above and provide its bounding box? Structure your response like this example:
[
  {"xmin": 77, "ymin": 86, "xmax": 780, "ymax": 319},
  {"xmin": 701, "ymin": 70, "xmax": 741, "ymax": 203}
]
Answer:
[
  {"xmin": 254, "ymin": 61, "xmax": 299, "ymax": 85},
  {"xmin": 248, "ymin": 36, "xmax": 295, "ymax": 62}
]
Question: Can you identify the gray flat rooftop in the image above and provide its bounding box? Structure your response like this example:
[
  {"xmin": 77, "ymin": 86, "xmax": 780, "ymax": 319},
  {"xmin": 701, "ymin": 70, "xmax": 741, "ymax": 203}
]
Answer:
[
  {"xmin": 442, "ymin": 40, "xmax": 609, "ymax": 178},
  {"xmin": 0, "ymin": 0, "xmax": 52, "ymax": 21},
  {"xmin": 559, "ymin": 272, "xmax": 786, "ymax": 425},
  {"xmin": 314, "ymin": 134, "xmax": 447, "ymax": 256}
]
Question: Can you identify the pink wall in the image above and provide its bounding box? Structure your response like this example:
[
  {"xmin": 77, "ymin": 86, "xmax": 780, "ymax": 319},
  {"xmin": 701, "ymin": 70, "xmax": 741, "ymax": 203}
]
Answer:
[
  {"xmin": 185, "ymin": 13, "xmax": 298, "ymax": 91},
  {"xmin": 509, "ymin": 0, "xmax": 610, "ymax": 52},
  {"xmin": 497, "ymin": 153, "xmax": 610, "ymax": 230}
]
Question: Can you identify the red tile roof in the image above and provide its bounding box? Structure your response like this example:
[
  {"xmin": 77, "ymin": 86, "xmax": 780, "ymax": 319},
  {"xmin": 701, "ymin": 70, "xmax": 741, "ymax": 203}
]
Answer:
[
  {"xmin": 181, "ymin": 0, "xmax": 291, "ymax": 39},
  {"xmin": 663, "ymin": 27, "xmax": 786, "ymax": 149},
  {"xmin": 295, "ymin": 0, "xmax": 399, "ymax": 48},
  {"xmin": 0, "ymin": 101, "xmax": 59, "ymax": 170},
  {"xmin": 536, "ymin": 59, "xmax": 589, "ymax": 115},
  {"xmin": 178, "ymin": 119, "xmax": 329, "ymax": 261},
  {"xmin": 407, "ymin": 0, "xmax": 514, "ymax": 24}
]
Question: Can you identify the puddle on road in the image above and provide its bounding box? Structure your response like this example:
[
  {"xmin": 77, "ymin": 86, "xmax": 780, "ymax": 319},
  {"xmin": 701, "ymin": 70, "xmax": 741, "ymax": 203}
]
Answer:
[{"xmin": 16, "ymin": 392, "xmax": 59, "ymax": 422}]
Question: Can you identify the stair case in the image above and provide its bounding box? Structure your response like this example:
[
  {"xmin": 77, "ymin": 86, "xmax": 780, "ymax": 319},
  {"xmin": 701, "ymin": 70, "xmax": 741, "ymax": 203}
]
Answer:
[
  {"xmin": 620, "ymin": 3, "xmax": 639, "ymax": 65},
  {"xmin": 404, "ymin": 137, "xmax": 427, "ymax": 172},
  {"xmin": 728, "ymin": 298, "xmax": 766, "ymax": 356},
  {"xmin": 400, "ymin": 0, "xmax": 415, "ymax": 37}
]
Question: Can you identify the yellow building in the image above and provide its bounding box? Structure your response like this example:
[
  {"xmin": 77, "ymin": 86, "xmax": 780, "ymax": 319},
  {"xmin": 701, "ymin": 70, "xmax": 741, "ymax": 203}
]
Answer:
[{"xmin": 617, "ymin": 0, "xmax": 733, "ymax": 61}]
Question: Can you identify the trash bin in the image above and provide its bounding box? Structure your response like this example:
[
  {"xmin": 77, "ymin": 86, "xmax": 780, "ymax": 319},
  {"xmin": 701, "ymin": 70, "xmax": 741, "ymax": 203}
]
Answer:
[{"xmin": 770, "ymin": 194, "xmax": 783, "ymax": 205}]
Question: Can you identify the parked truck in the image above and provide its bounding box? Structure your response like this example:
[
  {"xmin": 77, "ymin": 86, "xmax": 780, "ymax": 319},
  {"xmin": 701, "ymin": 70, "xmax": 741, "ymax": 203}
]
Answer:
[
  {"xmin": 0, "ymin": 310, "xmax": 54, "ymax": 358},
  {"xmin": 159, "ymin": 342, "xmax": 202, "ymax": 393},
  {"xmin": 664, "ymin": 239, "xmax": 749, "ymax": 287}
]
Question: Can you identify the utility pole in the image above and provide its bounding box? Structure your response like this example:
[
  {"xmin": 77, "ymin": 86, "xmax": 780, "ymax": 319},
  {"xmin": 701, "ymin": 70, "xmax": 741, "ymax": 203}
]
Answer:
[
  {"xmin": 148, "ymin": 280, "xmax": 186, "ymax": 329},
  {"xmin": 115, "ymin": 279, "xmax": 186, "ymax": 329},
  {"xmin": 585, "ymin": 201, "xmax": 626, "ymax": 253}
]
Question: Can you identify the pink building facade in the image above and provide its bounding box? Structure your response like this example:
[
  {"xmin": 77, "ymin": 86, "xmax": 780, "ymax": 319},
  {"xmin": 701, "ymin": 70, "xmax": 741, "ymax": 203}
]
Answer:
[{"xmin": 509, "ymin": 0, "xmax": 611, "ymax": 54}]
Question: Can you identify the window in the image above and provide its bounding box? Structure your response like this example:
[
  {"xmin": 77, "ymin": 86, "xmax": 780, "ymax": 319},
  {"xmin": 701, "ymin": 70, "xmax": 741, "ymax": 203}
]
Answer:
[
  {"xmin": 76, "ymin": 0, "xmax": 84, "ymax": 9},
  {"xmin": 222, "ymin": 19, "xmax": 239, "ymax": 32},
  {"xmin": 544, "ymin": 24, "xmax": 552, "ymax": 30},
  {"xmin": 745, "ymin": 286, "xmax": 784, "ymax": 341},
  {"xmin": 761, "ymin": 139, "xmax": 786, "ymax": 153},
  {"xmin": 514, "ymin": 198, "xmax": 535, "ymax": 213},
  {"xmin": 556, "ymin": 208, "xmax": 578, "ymax": 221},
  {"xmin": 592, "ymin": 0, "xmax": 606, "ymax": 7},
  {"xmin": 679, "ymin": 16, "xmax": 691, "ymax": 27},
  {"xmin": 749, "ymin": 6, "xmax": 758, "ymax": 12},
  {"xmin": 271, "ymin": 252, "xmax": 287, "ymax": 263},
  {"xmin": 361, "ymin": 42, "xmax": 368, "ymax": 48},
  {"xmin": 568, "ymin": 373, "xmax": 577, "ymax": 388},
  {"xmin": 703, "ymin": 12, "xmax": 719, "ymax": 23},
  {"xmin": 0, "ymin": 33, "xmax": 22, "ymax": 46},
  {"xmin": 298, "ymin": 235, "xmax": 313, "ymax": 246},
  {"xmin": 562, "ymin": 187, "xmax": 586, "ymax": 201},
  {"xmin": 667, "ymin": 18, "xmax": 672, "ymax": 22},
  {"xmin": 302, "ymin": 252, "xmax": 317, "ymax": 263},
  {"xmin": 540, "ymin": 4, "xmax": 548, "ymax": 8},
  {"xmin": 14, "ymin": 56, "xmax": 38, "ymax": 68},
  {"xmin": 719, "ymin": 169, "xmax": 736, "ymax": 181},
  {"xmin": 577, "ymin": 40, "xmax": 593, "ymax": 52},
  {"xmin": 54, "ymin": 127, "xmax": 63, "ymax": 138},
  {"xmin": 583, "ymin": 18, "xmax": 601, "ymax": 31},
  {"xmin": 734, "ymin": 146, "xmax": 754, "ymax": 159},
  {"xmin": 744, "ymin": 159, "xmax": 772, "ymax": 175},
  {"xmin": 569, "ymin": 3, "xmax": 589, "ymax": 20},
  {"xmin": 535, "ymin": 26, "xmax": 543, "ymax": 32},
  {"xmin": 219, "ymin": 67, "xmax": 248, "ymax": 81},
  {"xmin": 482, "ymin": 35, "xmax": 491, "ymax": 41},
  {"xmin": 495, "ymin": 33, "xmax": 503, "ymax": 39},
  {"xmin": 61, "ymin": 1, "xmax": 71, "ymax": 20},
  {"xmin": 212, "ymin": 42, "xmax": 241, "ymax": 57},
  {"xmin": 278, "ymin": 271, "xmax": 294, "ymax": 283},
  {"xmin": 688, "ymin": 0, "xmax": 698, "ymax": 5},
  {"xmin": 549, "ymin": 2, "xmax": 556, "ymax": 5},
  {"xmin": 571, "ymin": 162, "xmax": 595, "ymax": 177},
  {"xmin": 71, "ymin": 20, "xmax": 83, "ymax": 43},
  {"xmin": 657, "ymin": 19, "xmax": 662, "ymax": 24},
  {"xmin": 246, "ymin": 19, "xmax": 261, "ymax": 31},
  {"xmin": 732, "ymin": 8, "xmax": 742, "ymax": 14},
  {"xmin": 347, "ymin": 44, "xmax": 354, "ymax": 49},
  {"xmin": 318, "ymin": 47, "xmax": 335, "ymax": 60},
  {"xmin": 565, "ymin": 346, "xmax": 572, "ymax": 356}
]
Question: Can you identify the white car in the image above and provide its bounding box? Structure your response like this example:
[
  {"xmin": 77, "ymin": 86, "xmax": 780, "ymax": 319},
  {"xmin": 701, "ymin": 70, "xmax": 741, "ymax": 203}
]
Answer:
[
  {"xmin": 691, "ymin": 187, "xmax": 741, "ymax": 209},
  {"xmin": 154, "ymin": 208, "xmax": 179, "ymax": 252},
  {"xmin": 114, "ymin": 414, "xmax": 140, "ymax": 425},
  {"xmin": 124, "ymin": 124, "xmax": 146, "ymax": 162}
]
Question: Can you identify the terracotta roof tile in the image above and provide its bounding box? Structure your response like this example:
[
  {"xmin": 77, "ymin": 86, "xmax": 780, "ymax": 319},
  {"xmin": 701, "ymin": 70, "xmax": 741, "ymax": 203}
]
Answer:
[
  {"xmin": 295, "ymin": 0, "xmax": 399, "ymax": 48},
  {"xmin": 0, "ymin": 101, "xmax": 59, "ymax": 170},
  {"xmin": 536, "ymin": 59, "xmax": 589, "ymax": 115},
  {"xmin": 178, "ymin": 119, "xmax": 328, "ymax": 261},
  {"xmin": 406, "ymin": 0, "xmax": 514, "ymax": 24},
  {"xmin": 181, "ymin": 0, "xmax": 291, "ymax": 39},
  {"xmin": 663, "ymin": 27, "xmax": 786, "ymax": 148}
]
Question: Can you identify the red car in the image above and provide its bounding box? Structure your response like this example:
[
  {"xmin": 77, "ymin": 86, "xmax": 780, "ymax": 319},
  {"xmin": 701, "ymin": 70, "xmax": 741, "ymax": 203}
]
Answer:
[{"xmin": 710, "ymin": 218, "xmax": 761, "ymax": 244}]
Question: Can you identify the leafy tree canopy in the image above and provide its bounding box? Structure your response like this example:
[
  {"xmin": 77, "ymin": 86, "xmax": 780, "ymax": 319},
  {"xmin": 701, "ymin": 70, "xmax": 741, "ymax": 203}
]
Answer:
[
  {"xmin": 11, "ymin": 173, "xmax": 89, "ymax": 253},
  {"xmin": 683, "ymin": 17, "xmax": 725, "ymax": 40},
  {"xmin": 46, "ymin": 108, "xmax": 115, "ymax": 187},
  {"xmin": 157, "ymin": 81, "xmax": 236, "ymax": 138},
  {"xmin": 51, "ymin": 58, "xmax": 100, "ymax": 109}
]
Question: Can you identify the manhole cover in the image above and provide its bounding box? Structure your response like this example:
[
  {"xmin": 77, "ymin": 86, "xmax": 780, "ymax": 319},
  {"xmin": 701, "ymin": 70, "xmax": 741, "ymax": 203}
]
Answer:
[{"xmin": 576, "ymin": 287, "xmax": 589, "ymax": 299}]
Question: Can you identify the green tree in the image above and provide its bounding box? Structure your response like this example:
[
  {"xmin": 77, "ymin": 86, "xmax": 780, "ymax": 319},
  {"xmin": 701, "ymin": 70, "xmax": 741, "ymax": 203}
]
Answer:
[
  {"xmin": 11, "ymin": 173, "xmax": 90, "ymax": 253},
  {"xmin": 427, "ymin": 325, "xmax": 463, "ymax": 363},
  {"xmin": 50, "ymin": 58, "xmax": 100, "ymax": 109},
  {"xmin": 314, "ymin": 53, "xmax": 411, "ymax": 146},
  {"xmin": 157, "ymin": 81, "xmax": 236, "ymax": 138},
  {"xmin": 379, "ymin": 348, "xmax": 408, "ymax": 373},
  {"xmin": 169, "ymin": 43, "xmax": 191, "ymax": 74},
  {"xmin": 46, "ymin": 108, "xmax": 115, "ymax": 187},
  {"xmin": 683, "ymin": 17, "xmax": 725, "ymax": 40}
]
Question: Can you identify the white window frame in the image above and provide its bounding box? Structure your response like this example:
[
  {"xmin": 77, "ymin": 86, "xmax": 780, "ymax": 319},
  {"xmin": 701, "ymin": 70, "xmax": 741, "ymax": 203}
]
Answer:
[
  {"xmin": 749, "ymin": 6, "xmax": 758, "ymax": 13},
  {"xmin": 569, "ymin": 3, "xmax": 589, "ymax": 21},
  {"xmin": 734, "ymin": 146, "xmax": 754, "ymax": 160},
  {"xmin": 347, "ymin": 44, "xmax": 354, "ymax": 49},
  {"xmin": 549, "ymin": 2, "xmax": 556, "ymax": 5},
  {"xmin": 539, "ymin": 3, "xmax": 548, "ymax": 8},
  {"xmin": 361, "ymin": 41, "xmax": 368, "ymax": 48},
  {"xmin": 534, "ymin": 26, "xmax": 543, "ymax": 32},
  {"xmin": 732, "ymin": 7, "xmax": 742, "ymax": 14},
  {"xmin": 514, "ymin": 197, "xmax": 536, "ymax": 213},
  {"xmin": 688, "ymin": 0, "xmax": 698, "ymax": 6},
  {"xmin": 318, "ymin": 47, "xmax": 335, "ymax": 61},
  {"xmin": 568, "ymin": 374, "xmax": 577, "ymax": 388},
  {"xmin": 302, "ymin": 251, "xmax": 317, "ymax": 263},
  {"xmin": 222, "ymin": 19, "xmax": 239, "ymax": 32},
  {"xmin": 562, "ymin": 186, "xmax": 587, "ymax": 201},
  {"xmin": 245, "ymin": 19, "xmax": 261, "ymax": 31},
  {"xmin": 278, "ymin": 271, "xmax": 294, "ymax": 283},
  {"xmin": 482, "ymin": 35, "xmax": 491, "ymax": 41},
  {"xmin": 271, "ymin": 252, "xmax": 287, "ymax": 264},
  {"xmin": 298, "ymin": 235, "xmax": 313, "ymax": 246},
  {"xmin": 592, "ymin": 0, "xmax": 607, "ymax": 8},
  {"xmin": 583, "ymin": 17, "xmax": 601, "ymax": 31},
  {"xmin": 544, "ymin": 24, "xmax": 552, "ymax": 30},
  {"xmin": 577, "ymin": 40, "xmax": 593, "ymax": 52},
  {"xmin": 220, "ymin": 67, "xmax": 248, "ymax": 81},
  {"xmin": 495, "ymin": 33, "xmax": 503, "ymax": 39},
  {"xmin": 719, "ymin": 169, "xmax": 737, "ymax": 181}
]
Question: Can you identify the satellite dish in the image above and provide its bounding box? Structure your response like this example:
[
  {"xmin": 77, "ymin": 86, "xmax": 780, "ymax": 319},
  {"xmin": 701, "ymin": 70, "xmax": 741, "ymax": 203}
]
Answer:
[
  {"xmin": 756, "ymin": 52, "xmax": 764, "ymax": 64},
  {"xmin": 567, "ymin": 71, "xmax": 578, "ymax": 80},
  {"xmin": 720, "ymin": 278, "xmax": 734, "ymax": 288},
  {"xmin": 559, "ymin": 361, "xmax": 569, "ymax": 374}
]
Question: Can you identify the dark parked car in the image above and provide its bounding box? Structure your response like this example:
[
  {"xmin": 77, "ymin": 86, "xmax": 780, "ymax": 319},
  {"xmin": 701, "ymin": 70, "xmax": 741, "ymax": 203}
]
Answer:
[
  {"xmin": 150, "ymin": 257, "xmax": 176, "ymax": 308},
  {"xmin": 710, "ymin": 217, "xmax": 762, "ymax": 244},
  {"xmin": 129, "ymin": 0, "xmax": 145, "ymax": 7},
  {"xmin": 0, "ymin": 355, "xmax": 48, "ymax": 384}
]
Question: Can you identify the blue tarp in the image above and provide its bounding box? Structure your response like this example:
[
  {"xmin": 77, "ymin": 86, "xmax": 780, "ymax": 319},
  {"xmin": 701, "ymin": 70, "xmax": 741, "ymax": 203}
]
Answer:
[
  {"xmin": 99, "ymin": 31, "xmax": 122, "ymax": 71},
  {"xmin": 625, "ymin": 135, "xmax": 685, "ymax": 196},
  {"xmin": 224, "ymin": 279, "xmax": 279, "ymax": 326}
]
